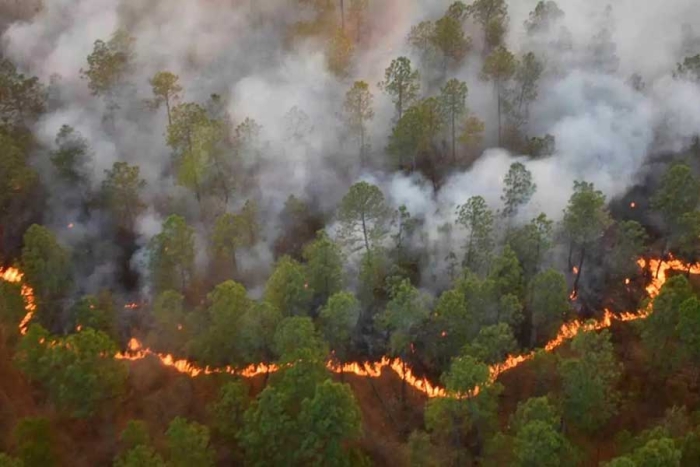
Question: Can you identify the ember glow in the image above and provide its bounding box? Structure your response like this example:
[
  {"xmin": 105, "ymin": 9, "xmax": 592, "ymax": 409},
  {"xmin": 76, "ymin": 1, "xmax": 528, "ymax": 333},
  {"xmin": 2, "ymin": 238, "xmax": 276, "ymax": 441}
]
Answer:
[
  {"xmin": 0, "ymin": 267, "xmax": 36, "ymax": 335},
  {"xmin": 1, "ymin": 256, "xmax": 695, "ymax": 399}
]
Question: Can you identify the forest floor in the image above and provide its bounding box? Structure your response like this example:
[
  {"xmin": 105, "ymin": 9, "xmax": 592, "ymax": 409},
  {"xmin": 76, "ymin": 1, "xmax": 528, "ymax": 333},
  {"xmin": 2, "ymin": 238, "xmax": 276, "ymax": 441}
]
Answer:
[{"xmin": 1, "ymin": 318, "xmax": 698, "ymax": 466}]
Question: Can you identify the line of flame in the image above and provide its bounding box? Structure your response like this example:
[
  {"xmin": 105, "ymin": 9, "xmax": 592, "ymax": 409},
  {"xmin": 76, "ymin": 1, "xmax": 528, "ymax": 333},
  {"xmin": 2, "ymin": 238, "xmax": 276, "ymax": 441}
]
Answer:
[
  {"xmin": 0, "ymin": 267, "xmax": 36, "ymax": 335},
  {"xmin": 1, "ymin": 257, "xmax": 695, "ymax": 399}
]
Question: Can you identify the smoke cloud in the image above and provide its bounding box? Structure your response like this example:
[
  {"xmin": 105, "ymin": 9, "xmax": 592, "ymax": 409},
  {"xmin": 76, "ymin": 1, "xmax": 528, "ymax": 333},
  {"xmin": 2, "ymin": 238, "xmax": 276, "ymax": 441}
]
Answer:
[{"xmin": 3, "ymin": 0, "xmax": 700, "ymax": 295}]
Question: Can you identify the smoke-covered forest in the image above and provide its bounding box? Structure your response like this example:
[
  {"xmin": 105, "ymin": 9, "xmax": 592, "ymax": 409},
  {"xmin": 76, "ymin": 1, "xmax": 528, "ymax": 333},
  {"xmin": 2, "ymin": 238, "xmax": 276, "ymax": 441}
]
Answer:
[{"xmin": 2, "ymin": 0, "xmax": 700, "ymax": 465}]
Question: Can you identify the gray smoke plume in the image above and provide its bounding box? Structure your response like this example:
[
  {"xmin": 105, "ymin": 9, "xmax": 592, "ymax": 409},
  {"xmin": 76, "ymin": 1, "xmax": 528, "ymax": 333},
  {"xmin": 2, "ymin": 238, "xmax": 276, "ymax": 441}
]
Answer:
[{"xmin": 2, "ymin": 0, "xmax": 700, "ymax": 295}]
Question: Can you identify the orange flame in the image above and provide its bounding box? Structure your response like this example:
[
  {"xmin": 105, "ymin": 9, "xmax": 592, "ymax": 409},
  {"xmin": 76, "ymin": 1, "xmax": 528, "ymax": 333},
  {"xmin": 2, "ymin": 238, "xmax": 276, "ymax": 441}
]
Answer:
[
  {"xmin": 2, "ymin": 256, "xmax": 694, "ymax": 399},
  {"xmin": 630, "ymin": 202, "xmax": 636, "ymax": 209},
  {"xmin": 0, "ymin": 267, "xmax": 36, "ymax": 335}
]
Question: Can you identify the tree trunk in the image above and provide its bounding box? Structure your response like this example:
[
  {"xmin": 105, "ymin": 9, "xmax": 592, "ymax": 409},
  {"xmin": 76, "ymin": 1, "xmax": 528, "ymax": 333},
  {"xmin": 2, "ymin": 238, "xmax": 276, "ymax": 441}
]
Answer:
[
  {"xmin": 451, "ymin": 110, "xmax": 456, "ymax": 164},
  {"xmin": 359, "ymin": 123, "xmax": 365, "ymax": 165},
  {"xmin": 497, "ymin": 83, "xmax": 502, "ymax": 147},
  {"xmin": 361, "ymin": 212, "xmax": 370, "ymax": 256},
  {"xmin": 165, "ymin": 96, "xmax": 172, "ymax": 127},
  {"xmin": 572, "ymin": 247, "xmax": 585, "ymax": 296},
  {"xmin": 567, "ymin": 241, "xmax": 574, "ymax": 270}
]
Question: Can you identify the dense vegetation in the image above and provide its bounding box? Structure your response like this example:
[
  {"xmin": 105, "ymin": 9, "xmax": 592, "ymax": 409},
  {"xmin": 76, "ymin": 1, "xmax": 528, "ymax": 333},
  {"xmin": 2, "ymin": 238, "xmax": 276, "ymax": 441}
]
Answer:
[{"xmin": 1, "ymin": 0, "xmax": 700, "ymax": 465}]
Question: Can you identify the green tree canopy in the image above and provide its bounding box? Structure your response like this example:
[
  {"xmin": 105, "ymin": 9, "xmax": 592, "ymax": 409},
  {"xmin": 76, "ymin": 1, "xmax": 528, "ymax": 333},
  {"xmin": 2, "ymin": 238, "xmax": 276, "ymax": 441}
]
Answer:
[
  {"xmin": 302, "ymin": 231, "xmax": 344, "ymax": 305},
  {"xmin": 264, "ymin": 256, "xmax": 313, "ymax": 317},
  {"xmin": 15, "ymin": 325, "xmax": 127, "ymax": 418},
  {"xmin": 101, "ymin": 161, "xmax": 146, "ymax": 231},
  {"xmin": 320, "ymin": 291, "xmax": 360, "ymax": 364},
  {"xmin": 166, "ymin": 417, "xmax": 214, "ymax": 467},
  {"xmin": 457, "ymin": 196, "xmax": 494, "ymax": 275},
  {"xmin": 148, "ymin": 215, "xmax": 195, "ymax": 294},
  {"xmin": 378, "ymin": 56, "xmax": 420, "ymax": 121},
  {"xmin": 21, "ymin": 224, "xmax": 72, "ymax": 329},
  {"xmin": 337, "ymin": 182, "xmax": 391, "ymax": 256},
  {"xmin": 343, "ymin": 81, "xmax": 374, "ymax": 163},
  {"xmin": 558, "ymin": 328, "xmax": 621, "ymax": 434}
]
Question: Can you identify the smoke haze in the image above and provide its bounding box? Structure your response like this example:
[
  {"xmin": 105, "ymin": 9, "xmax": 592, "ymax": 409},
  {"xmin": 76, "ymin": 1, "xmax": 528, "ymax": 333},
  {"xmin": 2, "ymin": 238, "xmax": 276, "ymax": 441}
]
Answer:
[{"xmin": 3, "ymin": 0, "xmax": 700, "ymax": 294}]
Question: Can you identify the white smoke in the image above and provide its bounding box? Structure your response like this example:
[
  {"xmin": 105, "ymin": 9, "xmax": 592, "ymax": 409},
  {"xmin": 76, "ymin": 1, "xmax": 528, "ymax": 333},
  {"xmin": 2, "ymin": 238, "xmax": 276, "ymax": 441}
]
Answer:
[{"xmin": 3, "ymin": 0, "xmax": 700, "ymax": 293}]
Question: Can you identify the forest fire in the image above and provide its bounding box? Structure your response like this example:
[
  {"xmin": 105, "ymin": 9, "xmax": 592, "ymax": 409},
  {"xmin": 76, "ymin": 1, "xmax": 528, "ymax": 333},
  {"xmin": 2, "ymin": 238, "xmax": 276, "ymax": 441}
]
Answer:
[
  {"xmin": 0, "ymin": 267, "xmax": 36, "ymax": 335},
  {"xmin": 1, "ymin": 256, "xmax": 696, "ymax": 399}
]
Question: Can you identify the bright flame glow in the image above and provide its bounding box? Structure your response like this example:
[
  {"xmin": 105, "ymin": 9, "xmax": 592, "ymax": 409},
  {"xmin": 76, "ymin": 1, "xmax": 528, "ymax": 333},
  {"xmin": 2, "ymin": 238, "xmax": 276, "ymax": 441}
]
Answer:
[
  {"xmin": 0, "ymin": 267, "xmax": 36, "ymax": 335},
  {"xmin": 2, "ymin": 256, "xmax": 695, "ymax": 399}
]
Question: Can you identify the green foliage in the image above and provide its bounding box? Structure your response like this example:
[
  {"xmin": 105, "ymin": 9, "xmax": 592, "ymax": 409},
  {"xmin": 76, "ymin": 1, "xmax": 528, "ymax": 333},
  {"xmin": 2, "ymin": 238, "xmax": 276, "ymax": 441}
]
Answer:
[
  {"xmin": 148, "ymin": 215, "xmax": 195, "ymax": 294},
  {"xmin": 166, "ymin": 102, "xmax": 225, "ymax": 202},
  {"xmin": 528, "ymin": 269, "xmax": 569, "ymax": 346},
  {"xmin": 674, "ymin": 54, "xmax": 700, "ymax": 82},
  {"xmin": 432, "ymin": 286, "xmax": 477, "ymax": 367},
  {"xmin": 482, "ymin": 45, "xmax": 517, "ymax": 85},
  {"xmin": 209, "ymin": 380, "xmax": 249, "ymax": 443},
  {"xmin": 114, "ymin": 446, "xmax": 165, "ymax": 467},
  {"xmin": 237, "ymin": 301, "xmax": 282, "ymax": 365},
  {"xmin": 559, "ymin": 329, "xmax": 621, "ymax": 433},
  {"xmin": 432, "ymin": 15, "xmax": 471, "ymax": 67},
  {"xmin": 563, "ymin": 180, "xmax": 612, "ymax": 247},
  {"xmin": 303, "ymin": 231, "xmax": 344, "ymax": 304},
  {"xmin": 320, "ymin": 291, "xmax": 360, "ymax": 363},
  {"xmin": 297, "ymin": 380, "xmax": 363, "ymax": 466},
  {"xmin": 238, "ymin": 359, "xmax": 361, "ymax": 467},
  {"xmin": 641, "ymin": 275, "xmax": 693, "ymax": 374},
  {"xmin": 14, "ymin": 417, "xmax": 56, "ymax": 467},
  {"xmin": 378, "ymin": 57, "xmax": 420, "ymax": 120},
  {"xmin": 0, "ymin": 454, "xmax": 22, "ymax": 467},
  {"xmin": 120, "ymin": 420, "xmax": 151, "ymax": 449},
  {"xmin": 510, "ymin": 52, "xmax": 544, "ymax": 124},
  {"xmin": 81, "ymin": 29, "xmax": 135, "ymax": 96},
  {"xmin": 426, "ymin": 355, "xmax": 501, "ymax": 463},
  {"xmin": 443, "ymin": 354, "xmax": 490, "ymax": 396},
  {"xmin": 501, "ymin": 162, "xmax": 536, "ymax": 218},
  {"xmin": 510, "ymin": 396, "xmax": 559, "ymax": 433},
  {"xmin": 50, "ymin": 125, "xmax": 90, "ymax": 186},
  {"xmin": 387, "ymin": 97, "xmax": 443, "ymax": 169},
  {"xmin": 337, "ymin": 182, "xmax": 391, "ymax": 255},
  {"xmin": 148, "ymin": 290, "xmax": 188, "ymax": 354},
  {"xmin": 440, "ymin": 79, "xmax": 468, "ymax": 161},
  {"xmin": 264, "ymin": 256, "xmax": 313, "ymax": 317},
  {"xmin": 0, "ymin": 57, "xmax": 46, "ymax": 126},
  {"xmin": 148, "ymin": 71, "xmax": 182, "ymax": 124},
  {"xmin": 507, "ymin": 213, "xmax": 553, "ymax": 280},
  {"xmin": 327, "ymin": 28, "xmax": 354, "ymax": 78},
  {"xmin": 0, "ymin": 132, "xmax": 37, "ymax": 218},
  {"xmin": 606, "ymin": 220, "xmax": 648, "ymax": 280},
  {"xmin": 191, "ymin": 281, "xmax": 251, "ymax": 366},
  {"xmin": 15, "ymin": 325, "xmax": 127, "ymax": 418},
  {"xmin": 21, "ymin": 224, "xmax": 72, "ymax": 327},
  {"xmin": 513, "ymin": 420, "xmax": 573, "ymax": 467},
  {"xmin": 166, "ymin": 417, "xmax": 214, "ymax": 467},
  {"xmin": 378, "ymin": 279, "xmax": 431, "ymax": 358},
  {"xmin": 0, "ymin": 280, "xmax": 25, "ymax": 340},
  {"xmin": 677, "ymin": 297, "xmax": 700, "ymax": 366},
  {"xmin": 609, "ymin": 437, "xmax": 682, "ymax": 467},
  {"xmin": 457, "ymin": 196, "xmax": 494, "ymax": 275},
  {"xmin": 525, "ymin": 1, "xmax": 565, "ymax": 35},
  {"xmin": 463, "ymin": 322, "xmax": 517, "ymax": 366},
  {"xmin": 408, "ymin": 430, "xmax": 439, "ymax": 467},
  {"xmin": 70, "ymin": 292, "xmax": 118, "ymax": 340},
  {"xmin": 101, "ymin": 161, "xmax": 146, "ymax": 231},
  {"xmin": 273, "ymin": 316, "xmax": 328, "ymax": 362},
  {"xmin": 343, "ymin": 81, "xmax": 374, "ymax": 161},
  {"xmin": 466, "ymin": 0, "xmax": 508, "ymax": 29},
  {"xmin": 651, "ymin": 164, "xmax": 699, "ymax": 234}
]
